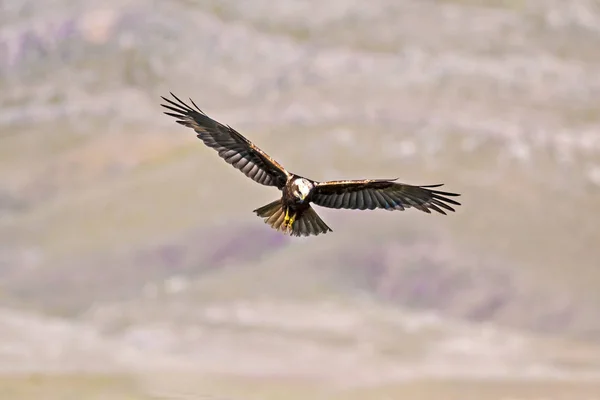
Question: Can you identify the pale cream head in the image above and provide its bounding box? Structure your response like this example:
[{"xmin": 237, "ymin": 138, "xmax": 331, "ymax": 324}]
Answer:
[{"xmin": 293, "ymin": 178, "xmax": 313, "ymax": 201}]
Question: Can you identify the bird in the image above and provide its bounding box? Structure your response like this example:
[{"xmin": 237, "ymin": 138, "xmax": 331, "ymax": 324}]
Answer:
[{"xmin": 160, "ymin": 93, "xmax": 461, "ymax": 237}]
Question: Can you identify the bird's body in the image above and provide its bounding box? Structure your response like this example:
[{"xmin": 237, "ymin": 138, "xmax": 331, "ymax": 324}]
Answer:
[
  {"xmin": 161, "ymin": 93, "xmax": 461, "ymax": 237},
  {"xmin": 282, "ymin": 176, "xmax": 313, "ymax": 223},
  {"xmin": 279, "ymin": 176, "xmax": 324, "ymax": 233},
  {"xmin": 255, "ymin": 175, "xmax": 331, "ymax": 236}
]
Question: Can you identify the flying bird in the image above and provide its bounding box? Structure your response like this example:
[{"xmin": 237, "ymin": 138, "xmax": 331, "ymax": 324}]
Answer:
[{"xmin": 161, "ymin": 93, "xmax": 461, "ymax": 237}]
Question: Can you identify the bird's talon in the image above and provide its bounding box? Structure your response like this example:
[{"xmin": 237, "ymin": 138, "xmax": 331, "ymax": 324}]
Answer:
[{"xmin": 282, "ymin": 208, "xmax": 296, "ymax": 231}]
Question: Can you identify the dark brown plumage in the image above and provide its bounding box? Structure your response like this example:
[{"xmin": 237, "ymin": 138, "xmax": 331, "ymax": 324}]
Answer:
[{"xmin": 161, "ymin": 93, "xmax": 461, "ymax": 237}]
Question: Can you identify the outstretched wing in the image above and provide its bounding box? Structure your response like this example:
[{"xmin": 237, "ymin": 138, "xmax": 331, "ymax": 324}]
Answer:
[
  {"xmin": 311, "ymin": 179, "xmax": 461, "ymax": 214},
  {"xmin": 161, "ymin": 93, "xmax": 290, "ymax": 188}
]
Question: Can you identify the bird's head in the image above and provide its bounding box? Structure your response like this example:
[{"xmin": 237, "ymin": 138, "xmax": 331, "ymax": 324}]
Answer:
[{"xmin": 293, "ymin": 178, "xmax": 313, "ymax": 202}]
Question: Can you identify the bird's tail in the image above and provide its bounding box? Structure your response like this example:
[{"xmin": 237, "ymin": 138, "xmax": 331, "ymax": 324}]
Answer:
[{"xmin": 253, "ymin": 199, "xmax": 332, "ymax": 237}]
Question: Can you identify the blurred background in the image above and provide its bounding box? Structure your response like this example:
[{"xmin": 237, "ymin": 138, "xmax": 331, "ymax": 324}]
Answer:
[{"xmin": 1, "ymin": 0, "xmax": 600, "ymax": 399}]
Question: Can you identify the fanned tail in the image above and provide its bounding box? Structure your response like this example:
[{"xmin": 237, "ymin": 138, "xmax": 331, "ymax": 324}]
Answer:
[{"xmin": 253, "ymin": 199, "xmax": 332, "ymax": 237}]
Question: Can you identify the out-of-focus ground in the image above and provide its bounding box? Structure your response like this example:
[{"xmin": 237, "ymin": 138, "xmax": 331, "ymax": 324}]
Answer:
[{"xmin": 1, "ymin": 0, "xmax": 600, "ymax": 399}]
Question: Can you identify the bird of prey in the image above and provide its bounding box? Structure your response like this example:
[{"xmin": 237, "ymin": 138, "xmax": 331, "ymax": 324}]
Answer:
[{"xmin": 161, "ymin": 93, "xmax": 461, "ymax": 237}]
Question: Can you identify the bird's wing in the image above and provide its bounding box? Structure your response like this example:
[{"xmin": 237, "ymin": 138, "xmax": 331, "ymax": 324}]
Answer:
[
  {"xmin": 312, "ymin": 179, "xmax": 461, "ymax": 214},
  {"xmin": 161, "ymin": 93, "xmax": 290, "ymax": 188}
]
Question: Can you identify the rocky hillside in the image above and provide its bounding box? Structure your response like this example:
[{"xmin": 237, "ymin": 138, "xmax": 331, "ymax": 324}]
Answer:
[{"xmin": 1, "ymin": 0, "xmax": 600, "ymax": 398}]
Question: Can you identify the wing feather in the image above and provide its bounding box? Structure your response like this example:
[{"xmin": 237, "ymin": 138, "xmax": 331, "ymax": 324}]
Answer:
[
  {"xmin": 312, "ymin": 179, "xmax": 461, "ymax": 215},
  {"xmin": 161, "ymin": 93, "xmax": 289, "ymax": 188},
  {"xmin": 356, "ymin": 190, "xmax": 365, "ymax": 210}
]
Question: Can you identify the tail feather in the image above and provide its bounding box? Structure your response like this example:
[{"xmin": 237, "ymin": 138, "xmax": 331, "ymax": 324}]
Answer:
[
  {"xmin": 253, "ymin": 199, "xmax": 332, "ymax": 237},
  {"xmin": 292, "ymin": 206, "xmax": 332, "ymax": 237}
]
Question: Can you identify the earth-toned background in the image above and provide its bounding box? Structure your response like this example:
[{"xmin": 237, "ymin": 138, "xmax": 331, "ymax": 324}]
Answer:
[{"xmin": 1, "ymin": 0, "xmax": 600, "ymax": 398}]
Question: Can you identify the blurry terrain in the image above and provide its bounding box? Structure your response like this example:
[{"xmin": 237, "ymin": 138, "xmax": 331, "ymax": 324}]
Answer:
[{"xmin": 1, "ymin": 0, "xmax": 600, "ymax": 398}]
